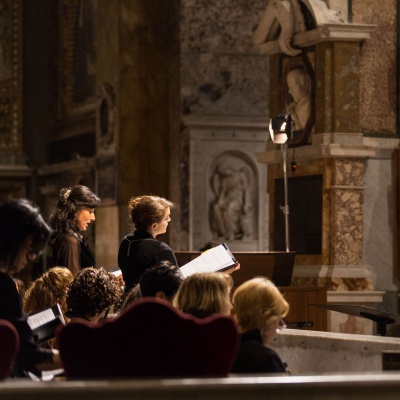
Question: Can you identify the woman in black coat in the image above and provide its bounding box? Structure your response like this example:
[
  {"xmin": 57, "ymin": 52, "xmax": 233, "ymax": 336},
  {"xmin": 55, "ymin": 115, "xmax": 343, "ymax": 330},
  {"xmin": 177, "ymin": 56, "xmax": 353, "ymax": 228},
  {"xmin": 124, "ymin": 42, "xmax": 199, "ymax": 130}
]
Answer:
[
  {"xmin": 118, "ymin": 195, "xmax": 178, "ymax": 293},
  {"xmin": 48, "ymin": 185, "xmax": 100, "ymax": 276},
  {"xmin": 0, "ymin": 199, "xmax": 62, "ymax": 378},
  {"xmin": 231, "ymin": 277, "xmax": 289, "ymax": 374}
]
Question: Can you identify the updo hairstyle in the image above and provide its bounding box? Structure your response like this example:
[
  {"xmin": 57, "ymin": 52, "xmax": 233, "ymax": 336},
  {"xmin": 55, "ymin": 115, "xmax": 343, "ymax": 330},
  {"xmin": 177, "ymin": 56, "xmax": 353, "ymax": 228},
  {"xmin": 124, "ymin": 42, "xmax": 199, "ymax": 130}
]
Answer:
[{"xmin": 128, "ymin": 195, "xmax": 173, "ymax": 231}]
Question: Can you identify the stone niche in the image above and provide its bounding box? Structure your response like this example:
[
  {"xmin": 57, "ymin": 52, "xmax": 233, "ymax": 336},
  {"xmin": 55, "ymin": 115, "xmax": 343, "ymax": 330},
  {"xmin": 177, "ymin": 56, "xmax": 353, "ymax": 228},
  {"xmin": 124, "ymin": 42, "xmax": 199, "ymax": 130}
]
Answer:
[{"xmin": 185, "ymin": 114, "xmax": 269, "ymax": 252}]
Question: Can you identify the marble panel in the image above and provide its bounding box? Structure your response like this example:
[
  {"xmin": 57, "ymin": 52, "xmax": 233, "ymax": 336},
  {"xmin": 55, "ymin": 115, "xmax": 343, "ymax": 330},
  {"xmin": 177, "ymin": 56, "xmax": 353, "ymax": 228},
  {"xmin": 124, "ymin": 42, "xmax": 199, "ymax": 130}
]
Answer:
[
  {"xmin": 353, "ymin": 0, "xmax": 397, "ymax": 134},
  {"xmin": 181, "ymin": 54, "xmax": 269, "ymax": 116},
  {"xmin": 314, "ymin": 41, "xmax": 361, "ymax": 134},
  {"xmin": 272, "ymin": 328, "xmax": 400, "ymax": 373},
  {"xmin": 363, "ymin": 157, "xmax": 397, "ymax": 291},
  {"xmin": 180, "ymin": 0, "xmax": 266, "ymax": 54},
  {"xmin": 292, "ymin": 265, "xmax": 374, "ymax": 291},
  {"xmin": 180, "ymin": 0, "xmax": 269, "ymax": 118},
  {"xmin": 330, "ymin": 158, "xmax": 365, "ymax": 265}
]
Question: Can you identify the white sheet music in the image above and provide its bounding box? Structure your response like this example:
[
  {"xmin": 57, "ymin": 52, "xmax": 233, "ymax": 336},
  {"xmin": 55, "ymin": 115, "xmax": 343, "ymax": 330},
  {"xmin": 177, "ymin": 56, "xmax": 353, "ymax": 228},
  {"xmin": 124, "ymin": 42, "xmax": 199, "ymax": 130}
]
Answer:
[
  {"xmin": 180, "ymin": 244, "xmax": 237, "ymax": 277},
  {"xmin": 27, "ymin": 304, "xmax": 65, "ymax": 330},
  {"xmin": 27, "ymin": 309, "xmax": 55, "ymax": 330}
]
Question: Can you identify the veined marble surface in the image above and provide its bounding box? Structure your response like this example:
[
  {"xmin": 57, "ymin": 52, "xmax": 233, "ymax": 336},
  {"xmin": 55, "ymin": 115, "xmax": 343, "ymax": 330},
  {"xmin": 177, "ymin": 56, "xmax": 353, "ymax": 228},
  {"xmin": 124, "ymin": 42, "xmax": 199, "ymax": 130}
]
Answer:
[{"xmin": 271, "ymin": 328, "xmax": 400, "ymax": 373}]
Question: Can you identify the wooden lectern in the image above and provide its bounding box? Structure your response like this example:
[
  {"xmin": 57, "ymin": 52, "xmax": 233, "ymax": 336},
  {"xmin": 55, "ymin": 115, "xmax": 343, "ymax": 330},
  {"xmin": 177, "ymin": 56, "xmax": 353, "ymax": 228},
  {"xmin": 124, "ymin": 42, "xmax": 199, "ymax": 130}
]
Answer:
[{"xmin": 175, "ymin": 250, "xmax": 327, "ymax": 331}]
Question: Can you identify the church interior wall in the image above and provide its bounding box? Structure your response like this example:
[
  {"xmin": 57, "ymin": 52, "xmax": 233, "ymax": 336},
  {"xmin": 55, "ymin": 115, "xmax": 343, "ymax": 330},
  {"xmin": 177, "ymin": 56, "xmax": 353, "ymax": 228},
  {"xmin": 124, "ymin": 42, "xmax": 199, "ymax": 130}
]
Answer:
[
  {"xmin": 180, "ymin": 0, "xmax": 270, "ymax": 250},
  {"xmin": 4, "ymin": 0, "xmax": 400, "ymax": 324}
]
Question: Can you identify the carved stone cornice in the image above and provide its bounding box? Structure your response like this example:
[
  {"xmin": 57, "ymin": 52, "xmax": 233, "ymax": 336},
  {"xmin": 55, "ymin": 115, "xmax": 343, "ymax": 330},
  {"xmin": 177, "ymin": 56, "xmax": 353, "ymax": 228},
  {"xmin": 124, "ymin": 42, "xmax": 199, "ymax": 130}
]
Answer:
[{"xmin": 294, "ymin": 23, "xmax": 377, "ymax": 48}]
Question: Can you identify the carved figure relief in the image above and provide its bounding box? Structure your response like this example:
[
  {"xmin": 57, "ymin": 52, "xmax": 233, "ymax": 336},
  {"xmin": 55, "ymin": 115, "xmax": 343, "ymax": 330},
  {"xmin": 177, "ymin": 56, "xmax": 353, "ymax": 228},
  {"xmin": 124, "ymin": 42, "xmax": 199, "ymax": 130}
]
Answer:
[
  {"xmin": 285, "ymin": 67, "xmax": 311, "ymax": 131},
  {"xmin": 210, "ymin": 156, "xmax": 255, "ymax": 241},
  {"xmin": 281, "ymin": 55, "xmax": 314, "ymax": 146},
  {"xmin": 253, "ymin": 0, "xmax": 306, "ymax": 56}
]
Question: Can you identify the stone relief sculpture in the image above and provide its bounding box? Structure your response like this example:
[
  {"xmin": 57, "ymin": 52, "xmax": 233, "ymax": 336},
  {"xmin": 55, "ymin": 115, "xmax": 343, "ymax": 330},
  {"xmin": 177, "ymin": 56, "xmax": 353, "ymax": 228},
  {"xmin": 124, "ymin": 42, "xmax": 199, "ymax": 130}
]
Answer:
[
  {"xmin": 210, "ymin": 159, "xmax": 254, "ymax": 241},
  {"xmin": 281, "ymin": 56, "xmax": 315, "ymax": 146},
  {"xmin": 285, "ymin": 67, "xmax": 311, "ymax": 131},
  {"xmin": 253, "ymin": 0, "xmax": 306, "ymax": 56}
]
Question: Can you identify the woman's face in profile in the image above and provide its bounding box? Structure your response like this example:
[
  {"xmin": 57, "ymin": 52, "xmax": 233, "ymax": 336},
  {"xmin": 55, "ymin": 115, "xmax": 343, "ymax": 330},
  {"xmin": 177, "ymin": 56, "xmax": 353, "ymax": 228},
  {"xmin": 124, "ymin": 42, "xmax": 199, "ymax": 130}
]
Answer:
[
  {"xmin": 152, "ymin": 207, "xmax": 171, "ymax": 237},
  {"xmin": 76, "ymin": 208, "xmax": 96, "ymax": 231},
  {"xmin": 13, "ymin": 235, "xmax": 35, "ymax": 273}
]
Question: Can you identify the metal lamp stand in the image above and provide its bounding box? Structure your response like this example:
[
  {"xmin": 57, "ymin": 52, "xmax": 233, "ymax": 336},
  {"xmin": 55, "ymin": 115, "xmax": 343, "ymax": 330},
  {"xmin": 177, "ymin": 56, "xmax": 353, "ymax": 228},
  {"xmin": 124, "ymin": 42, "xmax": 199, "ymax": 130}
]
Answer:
[{"xmin": 281, "ymin": 142, "xmax": 290, "ymax": 253}]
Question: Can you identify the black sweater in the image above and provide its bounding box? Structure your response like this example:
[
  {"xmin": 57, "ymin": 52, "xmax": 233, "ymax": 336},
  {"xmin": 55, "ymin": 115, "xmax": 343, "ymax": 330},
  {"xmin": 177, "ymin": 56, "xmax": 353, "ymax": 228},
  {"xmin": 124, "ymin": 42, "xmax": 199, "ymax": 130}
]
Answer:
[
  {"xmin": 231, "ymin": 329, "xmax": 287, "ymax": 374},
  {"xmin": 118, "ymin": 230, "xmax": 178, "ymax": 291}
]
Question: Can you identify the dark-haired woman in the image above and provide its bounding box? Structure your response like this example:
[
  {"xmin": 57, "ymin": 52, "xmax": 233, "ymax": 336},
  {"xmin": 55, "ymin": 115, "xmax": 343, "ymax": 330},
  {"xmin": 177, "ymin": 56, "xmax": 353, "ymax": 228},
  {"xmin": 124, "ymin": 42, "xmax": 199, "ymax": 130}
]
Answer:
[
  {"xmin": 0, "ymin": 199, "xmax": 62, "ymax": 378},
  {"xmin": 66, "ymin": 267, "xmax": 122, "ymax": 323},
  {"xmin": 118, "ymin": 195, "xmax": 177, "ymax": 292},
  {"xmin": 48, "ymin": 185, "xmax": 100, "ymax": 276}
]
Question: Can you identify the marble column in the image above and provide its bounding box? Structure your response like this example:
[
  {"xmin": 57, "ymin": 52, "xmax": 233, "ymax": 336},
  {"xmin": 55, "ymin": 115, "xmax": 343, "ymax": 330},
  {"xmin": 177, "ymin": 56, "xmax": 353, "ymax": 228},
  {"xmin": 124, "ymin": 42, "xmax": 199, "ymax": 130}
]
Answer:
[{"xmin": 257, "ymin": 15, "xmax": 384, "ymax": 333}]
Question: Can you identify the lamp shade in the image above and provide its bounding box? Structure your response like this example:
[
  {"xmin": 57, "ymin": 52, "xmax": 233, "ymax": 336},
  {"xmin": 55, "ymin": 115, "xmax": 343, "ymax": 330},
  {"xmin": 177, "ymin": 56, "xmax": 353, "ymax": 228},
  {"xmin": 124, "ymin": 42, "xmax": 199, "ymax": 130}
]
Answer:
[{"xmin": 269, "ymin": 111, "xmax": 293, "ymax": 144}]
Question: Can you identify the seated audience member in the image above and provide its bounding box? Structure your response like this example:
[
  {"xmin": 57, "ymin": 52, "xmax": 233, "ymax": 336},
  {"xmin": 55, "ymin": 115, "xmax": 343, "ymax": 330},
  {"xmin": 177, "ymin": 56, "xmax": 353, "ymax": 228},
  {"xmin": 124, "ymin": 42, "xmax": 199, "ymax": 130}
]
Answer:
[
  {"xmin": 174, "ymin": 272, "xmax": 233, "ymax": 319},
  {"xmin": 140, "ymin": 260, "xmax": 184, "ymax": 303},
  {"xmin": 231, "ymin": 277, "xmax": 289, "ymax": 374},
  {"xmin": 23, "ymin": 267, "xmax": 74, "ymax": 349},
  {"xmin": 66, "ymin": 267, "xmax": 122, "ymax": 323},
  {"xmin": 14, "ymin": 278, "xmax": 27, "ymax": 297},
  {"xmin": 0, "ymin": 199, "xmax": 62, "ymax": 377},
  {"xmin": 119, "ymin": 283, "xmax": 142, "ymax": 313},
  {"xmin": 23, "ymin": 267, "xmax": 74, "ymax": 316},
  {"xmin": 119, "ymin": 260, "xmax": 183, "ymax": 313}
]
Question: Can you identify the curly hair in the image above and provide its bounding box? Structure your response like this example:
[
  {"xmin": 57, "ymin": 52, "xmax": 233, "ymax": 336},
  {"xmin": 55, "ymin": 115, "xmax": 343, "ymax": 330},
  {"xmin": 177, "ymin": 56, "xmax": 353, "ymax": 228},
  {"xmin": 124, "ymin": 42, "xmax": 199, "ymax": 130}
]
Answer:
[
  {"xmin": 232, "ymin": 277, "xmax": 289, "ymax": 332},
  {"xmin": 48, "ymin": 185, "xmax": 100, "ymax": 242},
  {"xmin": 23, "ymin": 267, "xmax": 74, "ymax": 315},
  {"xmin": 128, "ymin": 195, "xmax": 173, "ymax": 231},
  {"xmin": 174, "ymin": 272, "xmax": 233, "ymax": 319},
  {"xmin": 66, "ymin": 268, "xmax": 121, "ymax": 320}
]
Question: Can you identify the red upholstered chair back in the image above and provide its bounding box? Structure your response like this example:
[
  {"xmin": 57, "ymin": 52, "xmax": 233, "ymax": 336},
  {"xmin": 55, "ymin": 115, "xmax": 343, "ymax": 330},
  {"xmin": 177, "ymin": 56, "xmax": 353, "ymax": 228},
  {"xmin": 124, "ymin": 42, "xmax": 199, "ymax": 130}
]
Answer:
[
  {"xmin": 0, "ymin": 320, "xmax": 19, "ymax": 379},
  {"xmin": 57, "ymin": 298, "xmax": 239, "ymax": 379}
]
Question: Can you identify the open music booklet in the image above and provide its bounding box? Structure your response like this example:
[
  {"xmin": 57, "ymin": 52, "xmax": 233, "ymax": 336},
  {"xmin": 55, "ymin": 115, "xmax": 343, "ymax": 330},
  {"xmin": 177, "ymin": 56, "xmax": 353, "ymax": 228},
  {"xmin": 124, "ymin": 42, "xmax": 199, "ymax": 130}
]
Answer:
[
  {"xmin": 179, "ymin": 243, "xmax": 238, "ymax": 277},
  {"xmin": 27, "ymin": 303, "xmax": 66, "ymax": 343}
]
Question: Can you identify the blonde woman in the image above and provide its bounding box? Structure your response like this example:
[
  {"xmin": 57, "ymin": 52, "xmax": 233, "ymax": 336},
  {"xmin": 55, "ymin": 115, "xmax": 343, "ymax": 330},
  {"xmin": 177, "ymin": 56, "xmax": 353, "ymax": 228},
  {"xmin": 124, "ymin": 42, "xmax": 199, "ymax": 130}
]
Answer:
[
  {"xmin": 174, "ymin": 272, "xmax": 233, "ymax": 319},
  {"xmin": 231, "ymin": 277, "xmax": 289, "ymax": 373}
]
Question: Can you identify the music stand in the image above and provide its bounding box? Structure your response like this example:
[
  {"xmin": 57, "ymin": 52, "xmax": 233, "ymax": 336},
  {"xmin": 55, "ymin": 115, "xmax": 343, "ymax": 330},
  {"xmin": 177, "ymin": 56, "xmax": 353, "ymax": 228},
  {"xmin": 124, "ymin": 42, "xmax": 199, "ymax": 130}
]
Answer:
[{"xmin": 312, "ymin": 304, "xmax": 400, "ymax": 336}]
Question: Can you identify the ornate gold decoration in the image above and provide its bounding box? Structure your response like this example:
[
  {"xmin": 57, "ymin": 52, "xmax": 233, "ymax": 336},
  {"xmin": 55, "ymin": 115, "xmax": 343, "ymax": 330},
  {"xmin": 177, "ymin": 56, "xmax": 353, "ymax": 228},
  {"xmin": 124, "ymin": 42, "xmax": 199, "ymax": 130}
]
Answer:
[{"xmin": 0, "ymin": 0, "xmax": 22, "ymax": 152}]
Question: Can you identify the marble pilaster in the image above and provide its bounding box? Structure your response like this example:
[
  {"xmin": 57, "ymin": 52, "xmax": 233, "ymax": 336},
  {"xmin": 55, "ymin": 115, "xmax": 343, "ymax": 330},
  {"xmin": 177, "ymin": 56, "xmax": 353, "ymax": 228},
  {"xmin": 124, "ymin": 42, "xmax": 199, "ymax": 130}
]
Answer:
[{"xmin": 256, "ymin": 2, "xmax": 382, "ymax": 334}]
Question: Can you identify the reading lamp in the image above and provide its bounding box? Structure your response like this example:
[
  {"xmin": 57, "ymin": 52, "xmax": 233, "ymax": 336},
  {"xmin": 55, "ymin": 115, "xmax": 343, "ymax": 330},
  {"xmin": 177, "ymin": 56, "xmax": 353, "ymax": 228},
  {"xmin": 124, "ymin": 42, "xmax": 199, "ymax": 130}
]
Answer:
[{"xmin": 269, "ymin": 111, "xmax": 293, "ymax": 252}]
